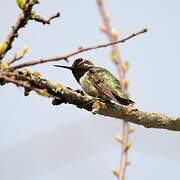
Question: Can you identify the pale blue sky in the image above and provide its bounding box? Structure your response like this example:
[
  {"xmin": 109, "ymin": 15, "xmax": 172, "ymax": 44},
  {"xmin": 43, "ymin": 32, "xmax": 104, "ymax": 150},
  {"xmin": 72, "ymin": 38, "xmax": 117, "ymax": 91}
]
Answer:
[{"xmin": 0, "ymin": 0, "xmax": 180, "ymax": 180}]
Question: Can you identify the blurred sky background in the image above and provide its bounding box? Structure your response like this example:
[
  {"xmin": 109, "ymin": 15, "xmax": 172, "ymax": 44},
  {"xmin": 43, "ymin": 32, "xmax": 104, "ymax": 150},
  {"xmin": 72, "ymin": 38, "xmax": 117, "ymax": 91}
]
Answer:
[{"xmin": 0, "ymin": 0, "xmax": 180, "ymax": 180}]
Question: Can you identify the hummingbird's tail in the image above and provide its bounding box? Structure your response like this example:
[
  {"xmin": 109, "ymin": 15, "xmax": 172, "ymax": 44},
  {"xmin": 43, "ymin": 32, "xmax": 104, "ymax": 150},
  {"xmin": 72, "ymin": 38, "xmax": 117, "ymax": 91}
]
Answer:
[
  {"xmin": 113, "ymin": 92, "xmax": 135, "ymax": 105},
  {"xmin": 119, "ymin": 99, "xmax": 135, "ymax": 105}
]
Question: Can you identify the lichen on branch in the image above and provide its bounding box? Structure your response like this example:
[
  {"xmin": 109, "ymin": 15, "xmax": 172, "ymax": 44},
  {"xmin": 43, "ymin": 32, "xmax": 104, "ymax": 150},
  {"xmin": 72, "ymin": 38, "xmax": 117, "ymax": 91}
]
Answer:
[{"xmin": 0, "ymin": 69, "xmax": 180, "ymax": 132}]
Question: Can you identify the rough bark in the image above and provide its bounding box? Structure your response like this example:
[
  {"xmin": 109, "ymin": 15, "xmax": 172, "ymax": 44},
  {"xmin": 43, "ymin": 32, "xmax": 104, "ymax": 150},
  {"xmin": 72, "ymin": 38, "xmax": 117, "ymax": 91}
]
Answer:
[{"xmin": 1, "ymin": 70, "xmax": 180, "ymax": 132}]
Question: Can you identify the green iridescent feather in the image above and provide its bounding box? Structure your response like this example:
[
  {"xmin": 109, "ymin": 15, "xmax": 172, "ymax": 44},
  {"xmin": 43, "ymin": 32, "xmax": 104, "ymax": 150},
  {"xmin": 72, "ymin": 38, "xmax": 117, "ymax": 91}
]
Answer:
[{"xmin": 87, "ymin": 67, "xmax": 133, "ymax": 105}]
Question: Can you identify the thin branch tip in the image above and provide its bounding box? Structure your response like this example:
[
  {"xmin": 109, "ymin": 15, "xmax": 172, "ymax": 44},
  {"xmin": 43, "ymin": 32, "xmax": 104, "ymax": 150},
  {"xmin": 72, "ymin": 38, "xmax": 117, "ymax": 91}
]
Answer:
[
  {"xmin": 30, "ymin": 11, "xmax": 60, "ymax": 24},
  {"xmin": 10, "ymin": 27, "xmax": 147, "ymax": 69},
  {"xmin": 0, "ymin": 0, "xmax": 60, "ymax": 60},
  {"xmin": 143, "ymin": 28, "xmax": 148, "ymax": 32}
]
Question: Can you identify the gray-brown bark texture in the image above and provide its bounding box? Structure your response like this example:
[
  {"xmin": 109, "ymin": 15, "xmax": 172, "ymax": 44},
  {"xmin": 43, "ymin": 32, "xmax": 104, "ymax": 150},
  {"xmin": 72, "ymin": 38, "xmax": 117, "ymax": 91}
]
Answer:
[{"xmin": 1, "ymin": 70, "xmax": 180, "ymax": 132}]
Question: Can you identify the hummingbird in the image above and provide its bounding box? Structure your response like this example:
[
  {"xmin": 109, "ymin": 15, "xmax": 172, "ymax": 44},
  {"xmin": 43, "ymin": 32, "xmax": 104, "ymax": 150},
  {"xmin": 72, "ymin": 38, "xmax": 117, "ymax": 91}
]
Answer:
[{"xmin": 54, "ymin": 58, "xmax": 134, "ymax": 105}]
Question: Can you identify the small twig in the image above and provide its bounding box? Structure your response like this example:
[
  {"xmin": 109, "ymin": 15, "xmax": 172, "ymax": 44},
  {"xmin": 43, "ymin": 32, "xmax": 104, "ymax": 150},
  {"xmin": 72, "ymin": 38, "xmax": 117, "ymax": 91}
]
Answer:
[
  {"xmin": 0, "ymin": 0, "xmax": 60, "ymax": 60},
  {"xmin": 30, "ymin": 12, "xmax": 60, "ymax": 24},
  {"xmin": 7, "ymin": 52, "xmax": 26, "ymax": 66},
  {"xmin": 10, "ymin": 28, "xmax": 147, "ymax": 69},
  {"xmin": 97, "ymin": 0, "xmax": 122, "ymax": 66},
  {"xmin": 7, "ymin": 53, "xmax": 22, "ymax": 65},
  {"xmin": 96, "ymin": 1, "xmax": 136, "ymax": 179},
  {"xmin": 118, "ymin": 121, "xmax": 129, "ymax": 180},
  {"xmin": 0, "ymin": 0, "xmax": 39, "ymax": 60},
  {"xmin": 7, "ymin": 46, "xmax": 28, "ymax": 65},
  {"xmin": 0, "ymin": 74, "xmax": 41, "ymax": 94}
]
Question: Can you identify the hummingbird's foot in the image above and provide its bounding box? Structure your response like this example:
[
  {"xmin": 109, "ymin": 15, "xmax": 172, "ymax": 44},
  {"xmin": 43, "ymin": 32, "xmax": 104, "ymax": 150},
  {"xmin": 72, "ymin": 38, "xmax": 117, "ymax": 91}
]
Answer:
[
  {"xmin": 75, "ymin": 89, "xmax": 85, "ymax": 96},
  {"xmin": 127, "ymin": 103, "xmax": 138, "ymax": 112},
  {"xmin": 92, "ymin": 98, "xmax": 102, "ymax": 114}
]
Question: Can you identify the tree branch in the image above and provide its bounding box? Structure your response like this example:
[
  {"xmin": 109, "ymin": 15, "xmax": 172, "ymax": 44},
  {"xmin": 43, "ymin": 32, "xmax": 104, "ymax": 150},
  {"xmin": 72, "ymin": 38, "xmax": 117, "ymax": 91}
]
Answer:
[
  {"xmin": 10, "ymin": 28, "xmax": 147, "ymax": 69},
  {"xmin": 0, "ymin": 0, "xmax": 60, "ymax": 60},
  {"xmin": 96, "ymin": 0, "xmax": 132, "ymax": 179},
  {"xmin": 0, "ymin": 70, "xmax": 180, "ymax": 132},
  {"xmin": 30, "ymin": 12, "xmax": 60, "ymax": 24}
]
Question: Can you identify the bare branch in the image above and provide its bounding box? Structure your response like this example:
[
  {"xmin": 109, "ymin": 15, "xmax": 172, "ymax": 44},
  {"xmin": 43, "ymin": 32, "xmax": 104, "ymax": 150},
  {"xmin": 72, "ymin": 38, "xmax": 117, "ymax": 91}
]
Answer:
[
  {"xmin": 96, "ymin": 0, "xmax": 132, "ymax": 179},
  {"xmin": 10, "ymin": 28, "xmax": 147, "ymax": 69},
  {"xmin": 30, "ymin": 12, "xmax": 60, "ymax": 24},
  {"xmin": 0, "ymin": 0, "xmax": 38, "ymax": 59},
  {"xmin": 7, "ymin": 46, "xmax": 28, "ymax": 65},
  {"xmin": 7, "ymin": 53, "xmax": 24, "ymax": 65},
  {"xmin": 0, "ymin": 0, "xmax": 60, "ymax": 60}
]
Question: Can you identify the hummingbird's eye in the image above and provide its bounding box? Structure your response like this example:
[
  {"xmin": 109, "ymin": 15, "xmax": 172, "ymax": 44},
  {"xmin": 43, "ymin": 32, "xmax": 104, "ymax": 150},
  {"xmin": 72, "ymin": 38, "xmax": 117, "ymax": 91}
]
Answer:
[
  {"xmin": 78, "ymin": 61, "xmax": 90, "ymax": 68},
  {"xmin": 76, "ymin": 61, "xmax": 84, "ymax": 66}
]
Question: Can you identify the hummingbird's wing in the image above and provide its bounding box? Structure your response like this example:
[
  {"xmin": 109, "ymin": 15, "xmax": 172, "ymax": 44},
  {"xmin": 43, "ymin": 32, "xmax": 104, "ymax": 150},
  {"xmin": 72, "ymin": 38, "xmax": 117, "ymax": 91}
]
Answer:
[{"xmin": 89, "ymin": 67, "xmax": 134, "ymax": 105}]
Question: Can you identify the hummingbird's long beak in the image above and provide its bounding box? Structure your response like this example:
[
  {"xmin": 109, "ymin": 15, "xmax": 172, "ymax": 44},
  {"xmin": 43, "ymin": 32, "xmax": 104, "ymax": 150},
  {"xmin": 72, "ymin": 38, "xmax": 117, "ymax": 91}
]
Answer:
[{"xmin": 54, "ymin": 65, "xmax": 72, "ymax": 70}]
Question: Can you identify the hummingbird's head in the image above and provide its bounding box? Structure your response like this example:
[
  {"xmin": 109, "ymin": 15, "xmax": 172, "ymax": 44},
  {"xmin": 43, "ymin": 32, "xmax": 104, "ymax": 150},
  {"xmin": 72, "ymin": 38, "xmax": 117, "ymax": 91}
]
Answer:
[
  {"xmin": 54, "ymin": 58, "xmax": 95, "ymax": 82},
  {"xmin": 72, "ymin": 58, "xmax": 94, "ymax": 70},
  {"xmin": 71, "ymin": 58, "xmax": 95, "ymax": 82}
]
